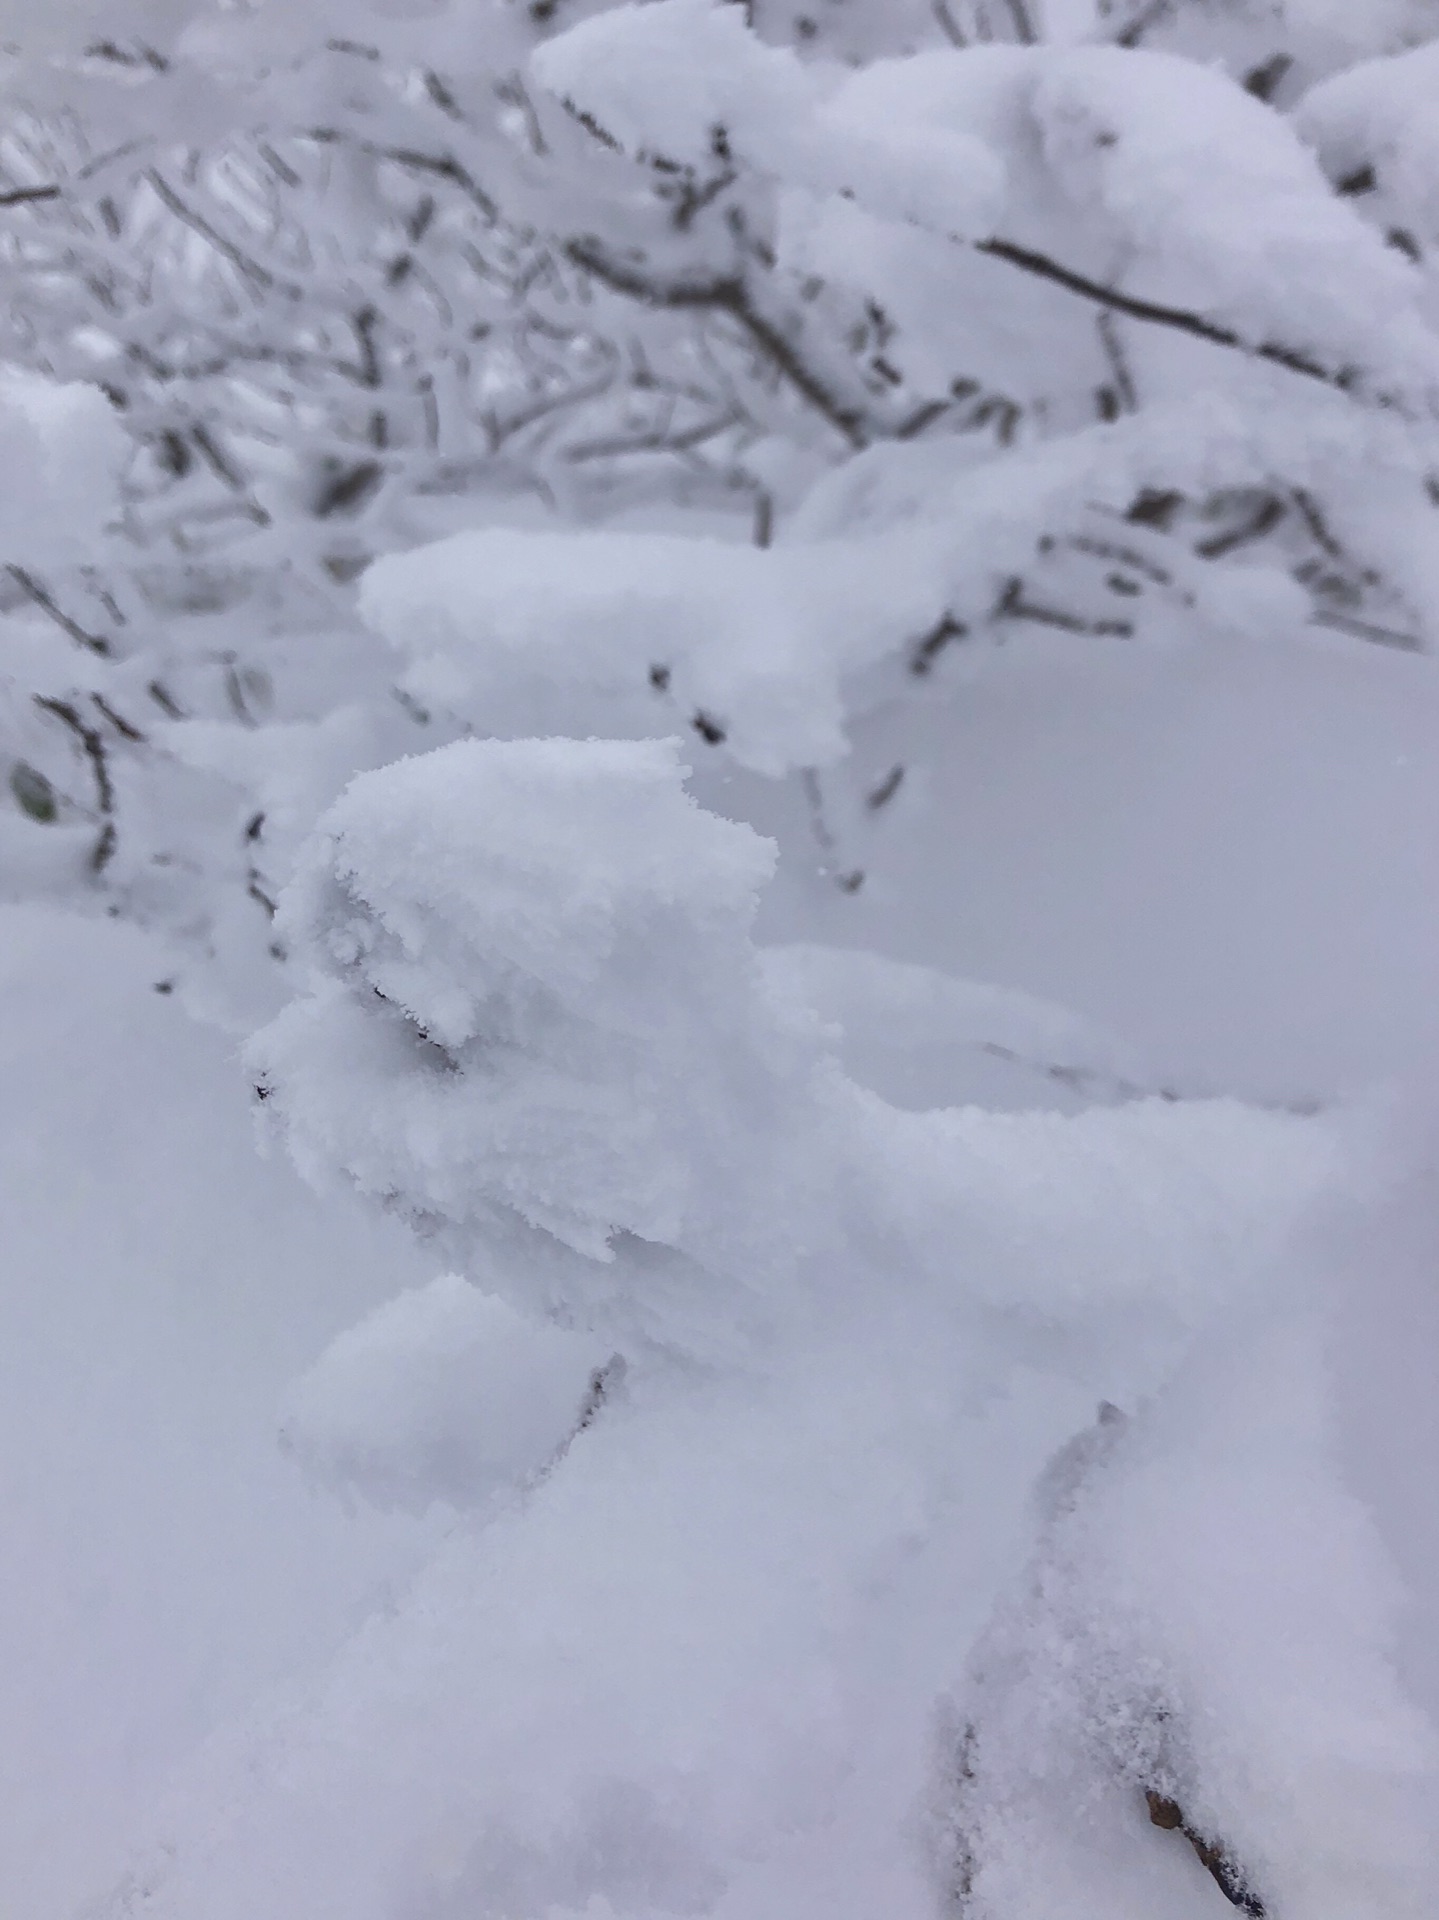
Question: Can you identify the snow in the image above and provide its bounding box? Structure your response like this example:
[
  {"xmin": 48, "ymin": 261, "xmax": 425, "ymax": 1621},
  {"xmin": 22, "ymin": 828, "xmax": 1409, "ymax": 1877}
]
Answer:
[
  {"xmin": 248, "ymin": 737, "xmax": 838, "ymax": 1342},
  {"xmin": 12, "ymin": 630, "xmax": 1439, "ymax": 1920},
  {"xmin": 0, "ymin": 370, "xmax": 127, "ymax": 566},
  {"xmin": 0, "ymin": 904, "xmax": 441, "ymax": 1920},
  {"xmin": 359, "ymin": 383, "xmax": 1439, "ymax": 797},
  {"xmin": 4, "ymin": 1, "xmax": 1439, "ymax": 1915},
  {"xmin": 280, "ymin": 1274, "xmax": 612, "ymax": 1514},
  {"xmin": 1297, "ymin": 39, "xmax": 1439, "ymax": 250},
  {"xmin": 748, "ymin": 608, "xmax": 1439, "ymax": 1107},
  {"xmin": 530, "ymin": 0, "xmax": 816, "ymax": 171},
  {"xmin": 757, "ymin": 943, "xmax": 1156, "ymax": 1110},
  {"xmin": 534, "ymin": 15, "xmax": 1439, "ymax": 395},
  {"xmin": 951, "ymin": 1263, "xmax": 1439, "ymax": 1920}
]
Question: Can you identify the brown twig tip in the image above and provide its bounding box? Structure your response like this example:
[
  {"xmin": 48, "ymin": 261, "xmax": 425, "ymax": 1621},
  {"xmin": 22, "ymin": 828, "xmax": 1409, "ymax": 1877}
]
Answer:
[{"xmin": 1145, "ymin": 1789, "xmax": 1266, "ymax": 1915}]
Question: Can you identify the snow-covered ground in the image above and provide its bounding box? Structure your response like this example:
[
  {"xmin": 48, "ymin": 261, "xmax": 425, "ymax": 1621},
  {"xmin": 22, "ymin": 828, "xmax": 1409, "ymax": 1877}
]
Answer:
[{"xmin": 0, "ymin": 906, "xmax": 441, "ymax": 1920}]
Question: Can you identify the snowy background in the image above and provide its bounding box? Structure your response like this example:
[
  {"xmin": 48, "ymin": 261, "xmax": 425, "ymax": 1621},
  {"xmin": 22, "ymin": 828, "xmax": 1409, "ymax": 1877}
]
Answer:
[{"xmin": 0, "ymin": 2, "xmax": 1437, "ymax": 1917}]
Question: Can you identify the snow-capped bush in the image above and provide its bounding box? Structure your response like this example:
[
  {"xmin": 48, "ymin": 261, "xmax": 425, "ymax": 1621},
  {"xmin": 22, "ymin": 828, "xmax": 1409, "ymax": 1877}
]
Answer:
[
  {"xmin": 4, "ymin": 0, "xmax": 1439, "ymax": 1019},
  {"xmin": 104, "ymin": 726, "xmax": 1414, "ymax": 1920},
  {"xmin": 251, "ymin": 734, "xmax": 1342, "ymax": 1357},
  {"xmin": 943, "ymin": 1302, "xmax": 1438, "ymax": 1920},
  {"xmin": 249, "ymin": 735, "xmax": 845, "ymax": 1353},
  {"xmin": 15, "ymin": 1, "xmax": 1439, "ymax": 1916}
]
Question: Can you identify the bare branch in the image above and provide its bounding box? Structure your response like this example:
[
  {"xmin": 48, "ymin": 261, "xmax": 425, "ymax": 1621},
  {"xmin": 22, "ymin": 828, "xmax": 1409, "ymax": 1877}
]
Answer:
[
  {"xmin": 1310, "ymin": 609, "xmax": 1422, "ymax": 652},
  {"xmin": 34, "ymin": 694, "xmax": 117, "ymax": 870},
  {"xmin": 145, "ymin": 168, "xmax": 294, "ymax": 296},
  {"xmin": 975, "ymin": 238, "xmax": 1363, "ymax": 397},
  {"xmin": 996, "ymin": 575, "xmax": 1134, "ymax": 637},
  {"xmin": 566, "ymin": 237, "xmax": 870, "ymax": 447},
  {"xmin": 0, "ymin": 183, "xmax": 61, "ymax": 207},
  {"xmin": 6, "ymin": 568, "xmax": 112, "ymax": 656}
]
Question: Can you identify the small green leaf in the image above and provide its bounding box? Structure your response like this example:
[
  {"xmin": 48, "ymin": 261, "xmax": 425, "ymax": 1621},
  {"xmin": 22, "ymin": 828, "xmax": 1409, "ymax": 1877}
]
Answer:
[{"xmin": 11, "ymin": 762, "xmax": 57, "ymax": 823}]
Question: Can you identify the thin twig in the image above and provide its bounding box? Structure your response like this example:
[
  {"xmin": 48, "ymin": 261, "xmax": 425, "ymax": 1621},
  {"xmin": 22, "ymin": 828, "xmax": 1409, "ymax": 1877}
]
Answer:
[
  {"xmin": 34, "ymin": 695, "xmax": 116, "ymax": 871},
  {"xmin": 0, "ymin": 183, "xmax": 61, "ymax": 207},
  {"xmin": 996, "ymin": 576, "xmax": 1134, "ymax": 637},
  {"xmin": 6, "ymin": 568, "xmax": 112, "ymax": 657},
  {"xmin": 1309, "ymin": 609, "xmax": 1422, "ymax": 652},
  {"xmin": 567, "ymin": 238, "xmax": 870, "ymax": 448},
  {"xmin": 1096, "ymin": 309, "xmax": 1137, "ymax": 414},
  {"xmin": 975, "ymin": 238, "xmax": 1358, "ymax": 395},
  {"xmin": 145, "ymin": 168, "xmax": 291, "ymax": 295}
]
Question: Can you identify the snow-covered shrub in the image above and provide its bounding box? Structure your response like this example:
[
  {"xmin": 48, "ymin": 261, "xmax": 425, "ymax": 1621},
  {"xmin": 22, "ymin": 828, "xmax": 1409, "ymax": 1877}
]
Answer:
[
  {"xmin": 251, "ymin": 734, "xmax": 1341, "ymax": 1359},
  {"xmin": 336, "ymin": 0, "xmax": 1439, "ymax": 928},
  {"xmin": 98, "ymin": 728, "xmax": 1405, "ymax": 1920},
  {"xmin": 248, "ymin": 734, "xmax": 846, "ymax": 1353},
  {"xmin": 13, "ymin": 4, "xmax": 1439, "ymax": 1911},
  {"xmin": 0, "ymin": 368, "xmax": 131, "ymax": 881},
  {"xmin": 5, "ymin": 0, "xmax": 1439, "ymax": 1018},
  {"xmin": 941, "ymin": 1301, "xmax": 1438, "ymax": 1920}
]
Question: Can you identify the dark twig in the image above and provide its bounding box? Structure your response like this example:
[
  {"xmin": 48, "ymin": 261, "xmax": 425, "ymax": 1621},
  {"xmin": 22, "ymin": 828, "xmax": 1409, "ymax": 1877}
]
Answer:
[
  {"xmin": 566, "ymin": 238, "xmax": 870, "ymax": 448},
  {"xmin": 800, "ymin": 767, "xmax": 863, "ymax": 892},
  {"xmin": 6, "ymin": 568, "xmax": 112, "ymax": 657},
  {"xmin": 981, "ymin": 1042, "xmax": 1180, "ymax": 1106},
  {"xmin": 0, "ymin": 183, "xmax": 62, "ymax": 207},
  {"xmin": 1066, "ymin": 535, "xmax": 1174, "ymax": 588},
  {"xmin": 147, "ymin": 679, "xmax": 185, "ymax": 719},
  {"xmin": 910, "ymin": 612, "xmax": 967, "ymax": 675},
  {"xmin": 1096, "ymin": 310, "xmax": 1138, "ymax": 415},
  {"xmin": 1309, "ymin": 609, "xmax": 1422, "ymax": 652},
  {"xmin": 146, "ymin": 169, "xmax": 291, "ymax": 295},
  {"xmin": 1113, "ymin": 0, "xmax": 1173, "ymax": 48},
  {"xmin": 91, "ymin": 693, "xmax": 145, "ymax": 742},
  {"xmin": 866, "ymin": 764, "xmax": 905, "ymax": 811},
  {"xmin": 975, "ymin": 239, "xmax": 1356, "ymax": 395},
  {"xmin": 996, "ymin": 576, "xmax": 1134, "ymax": 637},
  {"xmin": 1194, "ymin": 495, "xmax": 1285, "ymax": 559},
  {"xmin": 35, "ymin": 695, "xmax": 116, "ymax": 871}
]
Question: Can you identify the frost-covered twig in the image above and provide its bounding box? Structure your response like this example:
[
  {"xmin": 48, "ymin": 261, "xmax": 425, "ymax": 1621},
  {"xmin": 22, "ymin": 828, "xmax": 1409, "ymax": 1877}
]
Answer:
[{"xmin": 974, "ymin": 239, "xmax": 1358, "ymax": 398}]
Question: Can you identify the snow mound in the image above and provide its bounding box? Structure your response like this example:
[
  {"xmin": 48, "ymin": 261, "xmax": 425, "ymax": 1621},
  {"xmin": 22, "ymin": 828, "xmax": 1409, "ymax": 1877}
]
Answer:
[
  {"xmin": 280, "ymin": 1274, "xmax": 613, "ymax": 1514},
  {"xmin": 251, "ymin": 734, "xmax": 1345, "ymax": 1367},
  {"xmin": 248, "ymin": 735, "xmax": 837, "ymax": 1352},
  {"xmin": 945, "ymin": 1294, "xmax": 1438, "ymax": 1920}
]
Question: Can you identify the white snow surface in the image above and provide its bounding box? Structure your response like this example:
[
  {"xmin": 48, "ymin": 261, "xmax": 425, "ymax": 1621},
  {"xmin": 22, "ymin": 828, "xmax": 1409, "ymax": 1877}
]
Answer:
[
  {"xmin": 359, "ymin": 390, "xmax": 1439, "ymax": 778},
  {"xmin": 281, "ymin": 1275, "xmax": 611, "ymax": 1514},
  {"xmin": 0, "ymin": 905, "xmax": 442, "ymax": 1920},
  {"xmin": 5, "ymin": 2, "xmax": 1439, "ymax": 1913}
]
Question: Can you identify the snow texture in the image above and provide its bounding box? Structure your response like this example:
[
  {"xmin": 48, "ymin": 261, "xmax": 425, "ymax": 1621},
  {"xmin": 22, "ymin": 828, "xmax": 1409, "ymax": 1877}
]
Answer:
[
  {"xmin": 281, "ymin": 1274, "xmax": 613, "ymax": 1513},
  {"xmin": 0, "ymin": 370, "xmax": 126, "ymax": 565},
  {"xmin": 5, "ymin": 2, "xmax": 1439, "ymax": 1917},
  {"xmin": 361, "ymin": 389, "xmax": 1439, "ymax": 776}
]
